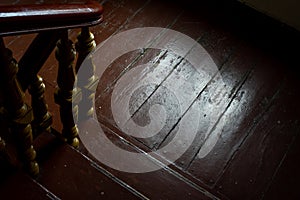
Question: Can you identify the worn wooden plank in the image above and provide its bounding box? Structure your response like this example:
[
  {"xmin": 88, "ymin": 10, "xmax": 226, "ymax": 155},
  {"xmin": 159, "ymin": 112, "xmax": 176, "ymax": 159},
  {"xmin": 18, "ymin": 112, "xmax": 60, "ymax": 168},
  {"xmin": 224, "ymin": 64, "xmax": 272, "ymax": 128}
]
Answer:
[
  {"xmin": 34, "ymin": 132, "xmax": 140, "ymax": 200},
  {"xmin": 91, "ymin": 0, "xmax": 150, "ymax": 43},
  {"xmin": 213, "ymin": 69, "xmax": 300, "ymax": 199},
  {"xmin": 94, "ymin": 0, "xmax": 188, "ymax": 149},
  {"xmin": 162, "ymin": 45, "xmax": 259, "ymax": 170},
  {"xmin": 262, "ymin": 127, "xmax": 300, "ymax": 200},
  {"xmin": 77, "ymin": 121, "xmax": 218, "ymax": 200},
  {"xmin": 188, "ymin": 54, "xmax": 287, "ymax": 188},
  {"xmin": 93, "ymin": 1, "xmax": 245, "ymax": 197}
]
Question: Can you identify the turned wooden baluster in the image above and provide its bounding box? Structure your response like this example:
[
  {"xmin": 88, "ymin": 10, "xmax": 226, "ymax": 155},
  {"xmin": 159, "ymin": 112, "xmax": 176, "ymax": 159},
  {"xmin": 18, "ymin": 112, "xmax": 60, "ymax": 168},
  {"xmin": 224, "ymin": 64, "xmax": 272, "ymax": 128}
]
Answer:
[
  {"xmin": 18, "ymin": 31, "xmax": 61, "ymax": 137},
  {"xmin": 54, "ymin": 30, "xmax": 79, "ymax": 148},
  {"xmin": 28, "ymin": 76, "xmax": 52, "ymax": 135},
  {"xmin": 0, "ymin": 38, "xmax": 39, "ymax": 176},
  {"xmin": 75, "ymin": 27, "xmax": 97, "ymax": 121}
]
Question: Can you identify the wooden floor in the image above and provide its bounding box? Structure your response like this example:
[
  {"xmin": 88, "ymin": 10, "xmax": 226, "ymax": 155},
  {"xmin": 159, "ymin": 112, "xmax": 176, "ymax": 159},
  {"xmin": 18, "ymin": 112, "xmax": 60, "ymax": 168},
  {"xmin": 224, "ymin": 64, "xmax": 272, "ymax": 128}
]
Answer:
[{"xmin": 1, "ymin": 0, "xmax": 300, "ymax": 199}]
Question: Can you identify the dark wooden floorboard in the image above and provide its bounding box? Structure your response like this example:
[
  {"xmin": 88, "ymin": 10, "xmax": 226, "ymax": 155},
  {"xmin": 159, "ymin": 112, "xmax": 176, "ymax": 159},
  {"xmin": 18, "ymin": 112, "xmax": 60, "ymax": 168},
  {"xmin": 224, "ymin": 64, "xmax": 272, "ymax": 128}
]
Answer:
[
  {"xmin": 1, "ymin": 0, "xmax": 300, "ymax": 199},
  {"xmin": 0, "ymin": 171, "xmax": 53, "ymax": 200},
  {"xmin": 187, "ymin": 52, "xmax": 287, "ymax": 186},
  {"xmin": 262, "ymin": 128, "xmax": 300, "ymax": 200},
  {"xmin": 214, "ymin": 74, "xmax": 300, "ymax": 199},
  {"xmin": 4, "ymin": 34, "xmax": 36, "ymax": 62},
  {"xmin": 91, "ymin": 0, "xmax": 149, "ymax": 41},
  {"xmin": 34, "ymin": 133, "xmax": 140, "ymax": 200},
  {"xmin": 77, "ymin": 123, "xmax": 216, "ymax": 200}
]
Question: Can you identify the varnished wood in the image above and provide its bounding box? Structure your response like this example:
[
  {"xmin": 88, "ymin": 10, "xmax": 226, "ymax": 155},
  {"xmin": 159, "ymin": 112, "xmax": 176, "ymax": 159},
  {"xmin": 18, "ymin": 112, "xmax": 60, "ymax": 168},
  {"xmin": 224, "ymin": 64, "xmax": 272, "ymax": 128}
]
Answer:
[
  {"xmin": 90, "ymin": 0, "xmax": 300, "ymax": 199},
  {"xmin": 34, "ymin": 132, "xmax": 142, "ymax": 200},
  {"xmin": 17, "ymin": 31, "xmax": 61, "ymax": 90},
  {"xmin": 0, "ymin": 38, "xmax": 39, "ymax": 176},
  {"xmin": 1, "ymin": 0, "xmax": 300, "ymax": 199},
  {"xmin": 17, "ymin": 31, "xmax": 61, "ymax": 137},
  {"xmin": 0, "ymin": 1, "xmax": 103, "ymax": 36},
  {"xmin": 54, "ymin": 30, "xmax": 79, "ymax": 148},
  {"xmin": 75, "ymin": 27, "xmax": 97, "ymax": 121},
  {"xmin": 0, "ymin": 0, "xmax": 103, "ymax": 177},
  {"xmin": 75, "ymin": 27, "xmax": 96, "ymax": 73},
  {"xmin": 28, "ymin": 76, "xmax": 52, "ymax": 137}
]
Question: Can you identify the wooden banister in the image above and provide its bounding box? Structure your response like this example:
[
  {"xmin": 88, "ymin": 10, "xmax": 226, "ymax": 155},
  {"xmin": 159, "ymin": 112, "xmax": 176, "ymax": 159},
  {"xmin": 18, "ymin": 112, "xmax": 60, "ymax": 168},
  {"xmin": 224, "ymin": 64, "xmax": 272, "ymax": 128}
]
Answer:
[
  {"xmin": 0, "ymin": 0, "xmax": 103, "ymax": 176},
  {"xmin": 0, "ymin": 1, "xmax": 103, "ymax": 36}
]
